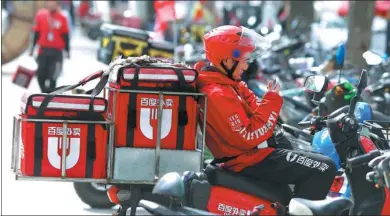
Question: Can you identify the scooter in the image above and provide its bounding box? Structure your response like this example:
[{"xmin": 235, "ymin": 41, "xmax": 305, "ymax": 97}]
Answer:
[
  {"xmin": 287, "ymin": 70, "xmax": 390, "ymax": 215},
  {"xmin": 298, "ymin": 74, "xmax": 390, "ymax": 198},
  {"xmin": 138, "ymin": 150, "xmax": 390, "ymax": 216},
  {"xmin": 127, "ymin": 70, "xmax": 390, "ymax": 215},
  {"xmin": 363, "ymin": 72, "xmax": 390, "ymax": 116},
  {"xmin": 363, "ymin": 50, "xmax": 390, "ymax": 85}
]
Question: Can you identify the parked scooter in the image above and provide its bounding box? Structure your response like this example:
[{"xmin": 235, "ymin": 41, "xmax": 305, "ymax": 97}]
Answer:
[
  {"xmin": 292, "ymin": 70, "xmax": 390, "ymax": 215},
  {"xmin": 362, "ymin": 50, "xmax": 390, "ymax": 85},
  {"xmin": 129, "ymin": 70, "xmax": 390, "ymax": 216},
  {"xmin": 363, "ymin": 72, "xmax": 390, "ymax": 116},
  {"xmin": 296, "ymin": 46, "xmax": 390, "ymax": 198}
]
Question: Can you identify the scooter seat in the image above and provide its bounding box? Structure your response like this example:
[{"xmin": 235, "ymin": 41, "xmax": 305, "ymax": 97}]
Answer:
[
  {"xmin": 289, "ymin": 197, "xmax": 353, "ymax": 215},
  {"xmin": 204, "ymin": 164, "xmax": 293, "ymax": 205}
]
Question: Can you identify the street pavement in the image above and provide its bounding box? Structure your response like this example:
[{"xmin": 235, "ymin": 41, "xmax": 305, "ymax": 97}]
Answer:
[{"xmin": 1, "ymin": 29, "xmax": 116, "ymax": 215}]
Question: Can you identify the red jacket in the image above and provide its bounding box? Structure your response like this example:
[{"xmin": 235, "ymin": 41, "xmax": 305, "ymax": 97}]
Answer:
[
  {"xmin": 79, "ymin": 1, "xmax": 90, "ymax": 18},
  {"xmin": 195, "ymin": 62, "xmax": 284, "ymax": 172},
  {"xmin": 33, "ymin": 9, "xmax": 69, "ymax": 53}
]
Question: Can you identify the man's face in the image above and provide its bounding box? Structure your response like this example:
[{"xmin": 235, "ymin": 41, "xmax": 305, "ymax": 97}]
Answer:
[
  {"xmin": 47, "ymin": 1, "xmax": 59, "ymax": 12},
  {"xmin": 222, "ymin": 58, "xmax": 249, "ymax": 81}
]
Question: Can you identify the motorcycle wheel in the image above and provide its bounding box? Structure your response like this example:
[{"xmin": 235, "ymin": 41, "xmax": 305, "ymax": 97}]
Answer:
[{"xmin": 73, "ymin": 182, "xmax": 116, "ymax": 209}]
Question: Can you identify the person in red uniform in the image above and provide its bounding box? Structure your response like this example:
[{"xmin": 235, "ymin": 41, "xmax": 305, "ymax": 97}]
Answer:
[
  {"xmin": 195, "ymin": 25, "xmax": 336, "ymax": 200},
  {"xmin": 29, "ymin": 0, "xmax": 70, "ymax": 93},
  {"xmin": 78, "ymin": 1, "xmax": 90, "ymax": 20}
]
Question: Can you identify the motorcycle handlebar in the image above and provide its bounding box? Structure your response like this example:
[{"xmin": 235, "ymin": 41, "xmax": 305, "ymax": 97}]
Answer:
[
  {"xmin": 298, "ymin": 121, "xmax": 312, "ymax": 128},
  {"xmin": 372, "ymin": 110, "xmax": 390, "ymax": 122},
  {"xmin": 366, "ymin": 154, "xmax": 390, "ymax": 189},
  {"xmin": 347, "ymin": 150, "xmax": 381, "ymax": 168}
]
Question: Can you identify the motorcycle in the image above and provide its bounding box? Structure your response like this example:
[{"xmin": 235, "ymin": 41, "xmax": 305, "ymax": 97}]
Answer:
[
  {"xmin": 363, "ymin": 65, "xmax": 390, "ymax": 116},
  {"xmin": 362, "ymin": 50, "xmax": 390, "ymax": 85},
  {"xmin": 291, "ymin": 71, "xmax": 390, "ymax": 215},
  {"xmin": 360, "ymin": 50, "xmax": 390, "ymax": 116},
  {"xmin": 138, "ymin": 149, "xmax": 390, "ymax": 216},
  {"xmin": 121, "ymin": 149, "xmax": 390, "ymax": 216},
  {"xmin": 298, "ymin": 99, "xmax": 390, "ymax": 198},
  {"xmin": 297, "ymin": 47, "xmax": 390, "ymax": 197},
  {"xmin": 111, "ymin": 69, "xmax": 389, "ymax": 215}
]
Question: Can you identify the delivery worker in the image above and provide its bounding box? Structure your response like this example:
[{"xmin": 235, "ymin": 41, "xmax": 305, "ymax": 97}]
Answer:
[
  {"xmin": 30, "ymin": 0, "xmax": 70, "ymax": 93},
  {"xmin": 195, "ymin": 25, "xmax": 336, "ymax": 200}
]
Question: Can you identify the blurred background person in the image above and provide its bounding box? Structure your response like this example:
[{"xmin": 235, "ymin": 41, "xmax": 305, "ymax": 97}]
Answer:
[
  {"xmin": 29, "ymin": 0, "xmax": 70, "ymax": 93},
  {"xmin": 78, "ymin": 0, "xmax": 90, "ymax": 24},
  {"xmin": 60, "ymin": 0, "xmax": 75, "ymax": 34}
]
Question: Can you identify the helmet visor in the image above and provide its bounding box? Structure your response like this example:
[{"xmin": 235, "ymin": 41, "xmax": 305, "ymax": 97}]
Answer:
[{"xmin": 239, "ymin": 26, "xmax": 271, "ymax": 63}]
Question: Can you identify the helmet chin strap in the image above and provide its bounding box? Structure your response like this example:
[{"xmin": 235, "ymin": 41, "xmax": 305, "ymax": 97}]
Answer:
[{"xmin": 220, "ymin": 60, "xmax": 239, "ymax": 80}]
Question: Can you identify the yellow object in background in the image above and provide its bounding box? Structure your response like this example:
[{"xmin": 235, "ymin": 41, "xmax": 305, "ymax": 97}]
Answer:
[{"xmin": 102, "ymin": 37, "xmax": 110, "ymax": 48}]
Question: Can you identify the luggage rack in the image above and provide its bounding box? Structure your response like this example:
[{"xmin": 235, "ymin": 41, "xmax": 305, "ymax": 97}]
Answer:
[{"xmin": 11, "ymin": 88, "xmax": 208, "ymax": 185}]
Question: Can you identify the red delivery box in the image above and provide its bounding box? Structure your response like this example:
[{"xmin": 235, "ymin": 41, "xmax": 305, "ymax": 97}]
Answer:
[
  {"xmin": 12, "ymin": 57, "xmax": 37, "ymax": 88},
  {"xmin": 108, "ymin": 60, "xmax": 199, "ymax": 150},
  {"xmin": 19, "ymin": 91, "xmax": 109, "ymax": 178}
]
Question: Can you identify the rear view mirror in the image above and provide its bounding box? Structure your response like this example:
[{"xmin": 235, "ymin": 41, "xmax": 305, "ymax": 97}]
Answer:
[
  {"xmin": 304, "ymin": 75, "xmax": 329, "ymax": 93},
  {"xmin": 363, "ymin": 51, "xmax": 383, "ymax": 66}
]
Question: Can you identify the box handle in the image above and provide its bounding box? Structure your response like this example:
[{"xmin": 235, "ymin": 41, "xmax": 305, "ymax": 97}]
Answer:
[{"xmin": 36, "ymin": 71, "xmax": 108, "ymax": 116}]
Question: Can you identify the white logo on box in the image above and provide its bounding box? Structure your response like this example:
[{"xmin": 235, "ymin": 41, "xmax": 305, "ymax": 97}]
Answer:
[
  {"xmin": 47, "ymin": 127, "xmax": 81, "ymax": 170},
  {"xmin": 140, "ymin": 97, "xmax": 173, "ymax": 140}
]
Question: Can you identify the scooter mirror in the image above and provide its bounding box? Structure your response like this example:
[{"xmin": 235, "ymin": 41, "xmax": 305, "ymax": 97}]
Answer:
[
  {"xmin": 363, "ymin": 51, "xmax": 383, "ymax": 66},
  {"xmin": 356, "ymin": 69, "xmax": 368, "ymax": 93},
  {"xmin": 304, "ymin": 75, "xmax": 329, "ymax": 93},
  {"xmin": 152, "ymin": 172, "xmax": 185, "ymax": 201},
  {"xmin": 347, "ymin": 69, "xmax": 368, "ymax": 115}
]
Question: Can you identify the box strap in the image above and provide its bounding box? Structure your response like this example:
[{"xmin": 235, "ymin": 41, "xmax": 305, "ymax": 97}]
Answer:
[
  {"xmin": 33, "ymin": 123, "xmax": 43, "ymax": 176},
  {"xmin": 176, "ymin": 95, "xmax": 188, "ymax": 150},
  {"xmin": 85, "ymin": 124, "xmax": 96, "ymax": 178},
  {"xmin": 125, "ymin": 64, "xmax": 141, "ymax": 147},
  {"xmin": 126, "ymin": 93, "xmax": 137, "ymax": 147}
]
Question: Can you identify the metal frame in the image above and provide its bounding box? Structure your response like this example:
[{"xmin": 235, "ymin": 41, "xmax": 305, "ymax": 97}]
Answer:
[{"xmin": 11, "ymin": 86, "xmax": 208, "ymax": 185}]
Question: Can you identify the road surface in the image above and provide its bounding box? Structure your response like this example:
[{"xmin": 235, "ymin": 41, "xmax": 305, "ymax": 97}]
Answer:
[{"xmin": 1, "ymin": 30, "xmax": 116, "ymax": 215}]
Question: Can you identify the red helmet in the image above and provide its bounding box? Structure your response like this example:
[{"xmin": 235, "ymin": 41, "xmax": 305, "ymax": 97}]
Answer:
[{"xmin": 203, "ymin": 25, "xmax": 270, "ymax": 67}]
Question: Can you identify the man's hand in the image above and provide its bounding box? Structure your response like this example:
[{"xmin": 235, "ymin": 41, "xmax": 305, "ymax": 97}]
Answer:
[{"xmin": 267, "ymin": 79, "xmax": 280, "ymax": 93}]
